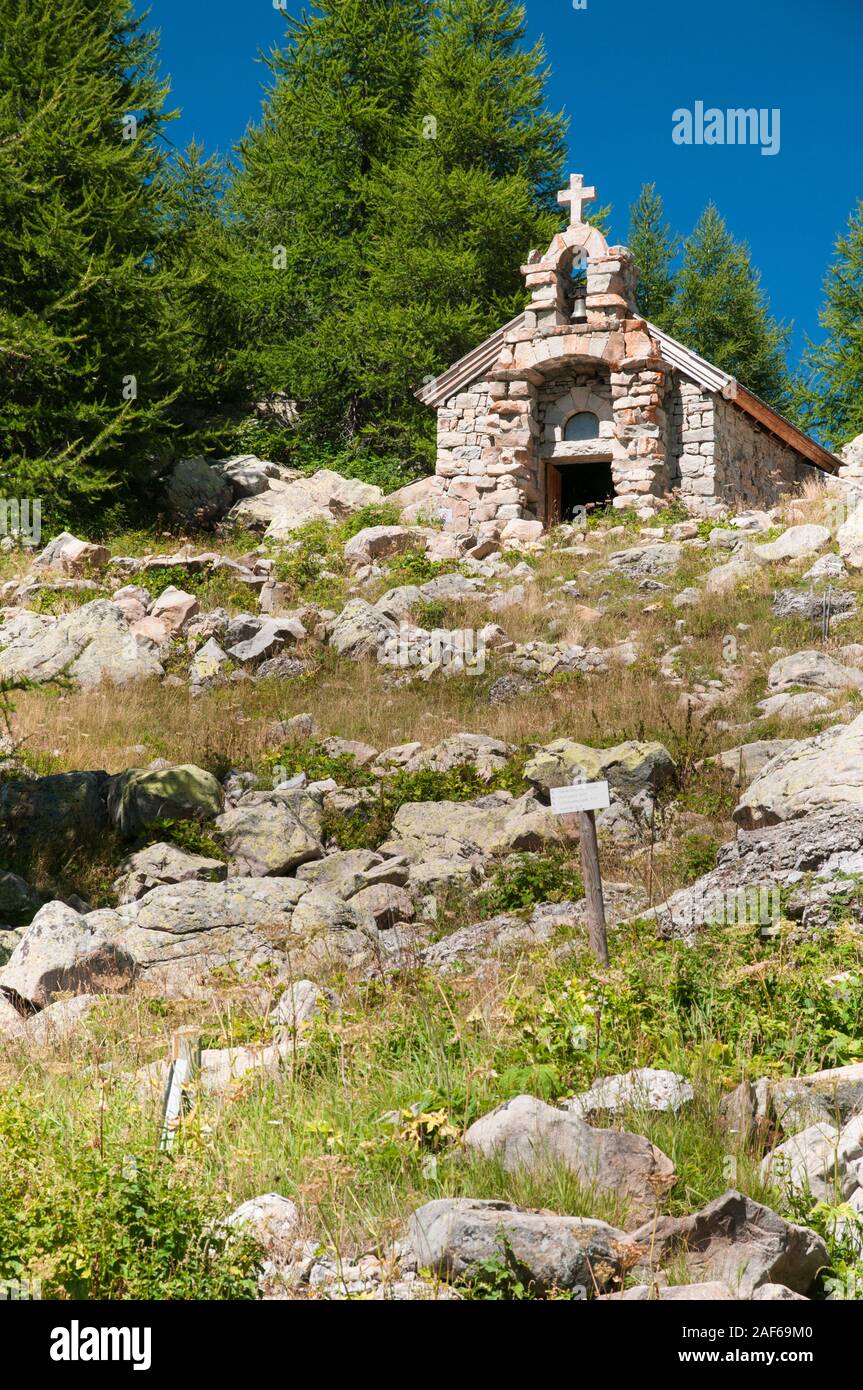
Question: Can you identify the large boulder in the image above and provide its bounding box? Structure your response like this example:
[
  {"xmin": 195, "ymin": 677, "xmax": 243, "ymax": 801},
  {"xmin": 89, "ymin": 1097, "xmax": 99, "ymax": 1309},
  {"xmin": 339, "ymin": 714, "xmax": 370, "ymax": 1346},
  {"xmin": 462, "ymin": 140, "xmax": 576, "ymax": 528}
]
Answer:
[
  {"xmin": 563, "ymin": 1068, "xmax": 694, "ymax": 1119},
  {"xmin": 734, "ymin": 714, "xmax": 863, "ymax": 827},
  {"xmin": 111, "ymin": 878, "xmax": 309, "ymax": 997},
  {"xmin": 630, "ymin": 1190, "xmax": 828, "ymax": 1297},
  {"xmin": 224, "ymin": 1193, "xmax": 300, "ymax": 1264},
  {"xmin": 525, "ymin": 738, "xmax": 675, "ymax": 798},
  {"xmin": 703, "ymin": 556, "xmax": 758, "ymax": 595},
  {"xmin": 752, "ymin": 524, "xmax": 831, "ymax": 562},
  {"xmin": 408, "ymin": 1198, "xmax": 632, "ymax": 1294},
  {"xmin": 759, "ymin": 1122, "xmax": 847, "ymax": 1203},
  {"xmin": 771, "ymin": 589, "xmax": 854, "ymax": 621},
  {"xmin": 404, "ymin": 734, "xmax": 511, "ymax": 778},
  {"xmin": 389, "ymin": 793, "xmax": 558, "ymax": 861},
  {"xmin": 230, "ymin": 470, "xmax": 383, "ymax": 538},
  {"xmin": 226, "ymin": 615, "xmax": 306, "ymax": 664},
  {"xmin": 385, "ymin": 475, "xmax": 446, "ymax": 525},
  {"xmin": 343, "ymin": 525, "xmax": 418, "ymax": 570},
  {"xmin": 0, "ymin": 601, "xmax": 163, "ymax": 690},
  {"xmin": 107, "ymin": 764, "xmax": 224, "ymax": 838},
  {"xmin": 463, "ymin": 1094, "xmax": 675, "ymax": 1229},
  {"xmin": 165, "ymin": 457, "xmax": 233, "ymax": 525},
  {"xmin": 213, "ymin": 455, "xmax": 282, "ymax": 498},
  {"xmin": 653, "ymin": 806, "xmax": 863, "ymax": 936},
  {"xmin": 714, "ymin": 739, "xmax": 797, "ymax": 781},
  {"xmin": 766, "ymin": 650, "xmax": 863, "ymax": 694},
  {"xmin": 149, "ymin": 586, "xmax": 199, "ymax": 636},
  {"xmin": 0, "ymin": 901, "xmax": 137, "ymax": 1009},
  {"xmin": 327, "ymin": 599, "xmax": 396, "ymax": 660},
  {"xmin": 0, "ymin": 771, "xmax": 110, "ymax": 848},
  {"xmin": 112, "ymin": 842, "xmax": 227, "ymax": 904},
  {"xmin": 609, "ymin": 543, "xmax": 682, "ymax": 579},
  {"xmin": 32, "ymin": 533, "xmax": 109, "ymax": 576},
  {"xmin": 215, "ymin": 792, "xmax": 323, "ymax": 876}
]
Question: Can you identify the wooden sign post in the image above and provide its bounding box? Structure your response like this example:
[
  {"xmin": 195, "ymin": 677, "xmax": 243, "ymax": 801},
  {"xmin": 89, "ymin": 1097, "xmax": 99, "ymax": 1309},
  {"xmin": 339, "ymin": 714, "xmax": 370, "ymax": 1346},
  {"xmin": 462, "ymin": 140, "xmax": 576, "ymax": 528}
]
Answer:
[{"xmin": 550, "ymin": 780, "xmax": 610, "ymax": 966}]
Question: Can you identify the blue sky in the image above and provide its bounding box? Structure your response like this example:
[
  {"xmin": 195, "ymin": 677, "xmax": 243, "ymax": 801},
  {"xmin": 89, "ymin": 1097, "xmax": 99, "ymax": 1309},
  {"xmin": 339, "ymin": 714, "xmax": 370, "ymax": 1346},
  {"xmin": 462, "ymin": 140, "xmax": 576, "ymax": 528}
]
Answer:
[{"xmin": 148, "ymin": 0, "xmax": 863, "ymax": 364}]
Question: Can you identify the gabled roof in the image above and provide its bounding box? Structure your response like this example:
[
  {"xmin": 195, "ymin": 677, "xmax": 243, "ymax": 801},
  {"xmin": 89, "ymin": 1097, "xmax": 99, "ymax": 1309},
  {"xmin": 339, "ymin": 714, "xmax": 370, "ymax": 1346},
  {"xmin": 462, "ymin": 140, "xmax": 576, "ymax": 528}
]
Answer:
[{"xmin": 415, "ymin": 315, "xmax": 838, "ymax": 474}]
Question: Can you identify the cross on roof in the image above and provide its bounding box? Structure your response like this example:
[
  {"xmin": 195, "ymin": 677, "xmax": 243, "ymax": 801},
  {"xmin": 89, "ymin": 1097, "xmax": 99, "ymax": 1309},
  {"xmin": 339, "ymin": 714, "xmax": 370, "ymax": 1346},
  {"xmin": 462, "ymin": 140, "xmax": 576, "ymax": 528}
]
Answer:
[{"xmin": 557, "ymin": 173, "xmax": 596, "ymax": 228}]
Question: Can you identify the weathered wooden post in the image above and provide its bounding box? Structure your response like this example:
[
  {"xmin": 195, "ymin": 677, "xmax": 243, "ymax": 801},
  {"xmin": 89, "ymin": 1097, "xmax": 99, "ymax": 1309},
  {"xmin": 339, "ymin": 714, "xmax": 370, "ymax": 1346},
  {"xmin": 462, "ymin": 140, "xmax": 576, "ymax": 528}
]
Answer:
[
  {"xmin": 159, "ymin": 1027, "xmax": 202, "ymax": 1153},
  {"xmin": 550, "ymin": 780, "xmax": 610, "ymax": 965}
]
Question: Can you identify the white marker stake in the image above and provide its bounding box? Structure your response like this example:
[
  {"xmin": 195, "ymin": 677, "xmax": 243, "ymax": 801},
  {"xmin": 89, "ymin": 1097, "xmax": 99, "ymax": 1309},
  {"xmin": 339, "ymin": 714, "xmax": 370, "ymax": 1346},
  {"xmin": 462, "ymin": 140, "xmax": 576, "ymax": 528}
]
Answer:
[
  {"xmin": 159, "ymin": 1028, "xmax": 201, "ymax": 1152},
  {"xmin": 551, "ymin": 781, "xmax": 610, "ymax": 965}
]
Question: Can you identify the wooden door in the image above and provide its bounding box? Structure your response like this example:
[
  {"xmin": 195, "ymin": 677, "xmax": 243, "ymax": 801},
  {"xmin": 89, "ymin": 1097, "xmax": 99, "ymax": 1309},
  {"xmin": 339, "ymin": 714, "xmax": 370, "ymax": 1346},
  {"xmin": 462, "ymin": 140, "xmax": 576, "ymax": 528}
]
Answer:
[{"xmin": 546, "ymin": 463, "xmax": 562, "ymax": 526}]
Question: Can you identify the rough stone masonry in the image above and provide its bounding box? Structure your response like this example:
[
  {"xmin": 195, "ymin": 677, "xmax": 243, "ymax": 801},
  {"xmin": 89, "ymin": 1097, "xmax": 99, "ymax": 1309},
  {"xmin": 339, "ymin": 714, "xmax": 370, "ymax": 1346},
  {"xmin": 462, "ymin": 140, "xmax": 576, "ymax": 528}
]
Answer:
[{"xmin": 416, "ymin": 173, "xmax": 838, "ymax": 533}]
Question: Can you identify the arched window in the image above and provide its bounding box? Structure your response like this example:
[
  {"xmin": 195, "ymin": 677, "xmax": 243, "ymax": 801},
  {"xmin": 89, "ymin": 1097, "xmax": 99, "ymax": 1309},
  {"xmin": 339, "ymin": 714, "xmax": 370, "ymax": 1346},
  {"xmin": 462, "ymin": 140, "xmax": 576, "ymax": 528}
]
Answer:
[{"xmin": 563, "ymin": 411, "xmax": 600, "ymax": 442}]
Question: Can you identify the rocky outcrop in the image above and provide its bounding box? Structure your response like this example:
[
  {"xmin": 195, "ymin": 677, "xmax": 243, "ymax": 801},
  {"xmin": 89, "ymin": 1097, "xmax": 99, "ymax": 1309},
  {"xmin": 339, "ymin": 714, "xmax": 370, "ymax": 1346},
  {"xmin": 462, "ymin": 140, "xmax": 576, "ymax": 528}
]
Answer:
[
  {"xmin": 525, "ymin": 738, "xmax": 675, "ymax": 798},
  {"xmin": 734, "ymin": 715, "xmax": 863, "ymax": 827},
  {"xmin": 0, "ymin": 901, "xmax": 137, "ymax": 1009},
  {"xmin": 630, "ymin": 1190, "xmax": 828, "ymax": 1297},
  {"xmin": 463, "ymin": 1094, "xmax": 675, "ymax": 1229}
]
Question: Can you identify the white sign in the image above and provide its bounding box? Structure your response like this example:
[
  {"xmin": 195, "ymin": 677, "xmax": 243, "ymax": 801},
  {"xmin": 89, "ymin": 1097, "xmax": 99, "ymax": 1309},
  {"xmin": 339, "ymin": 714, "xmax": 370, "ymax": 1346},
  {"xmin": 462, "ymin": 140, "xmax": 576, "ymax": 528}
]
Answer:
[{"xmin": 550, "ymin": 780, "xmax": 610, "ymax": 814}]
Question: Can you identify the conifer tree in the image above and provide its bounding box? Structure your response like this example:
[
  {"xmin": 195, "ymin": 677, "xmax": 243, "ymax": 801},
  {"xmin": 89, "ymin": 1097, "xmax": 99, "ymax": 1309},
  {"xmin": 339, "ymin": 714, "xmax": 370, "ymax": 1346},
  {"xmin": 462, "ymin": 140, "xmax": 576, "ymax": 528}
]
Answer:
[
  {"xmin": 356, "ymin": 0, "xmax": 567, "ymax": 458},
  {"xmin": 0, "ymin": 0, "xmax": 190, "ymax": 523},
  {"xmin": 226, "ymin": 0, "xmax": 566, "ymax": 470},
  {"xmin": 628, "ymin": 183, "xmax": 678, "ymax": 325},
  {"xmin": 668, "ymin": 204, "xmax": 793, "ymax": 412},
  {"xmin": 796, "ymin": 200, "xmax": 863, "ymax": 447}
]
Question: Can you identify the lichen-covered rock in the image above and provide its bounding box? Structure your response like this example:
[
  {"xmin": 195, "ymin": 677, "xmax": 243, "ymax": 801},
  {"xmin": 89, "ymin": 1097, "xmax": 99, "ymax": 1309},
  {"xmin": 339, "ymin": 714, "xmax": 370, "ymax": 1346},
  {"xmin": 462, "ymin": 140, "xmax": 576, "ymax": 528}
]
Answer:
[
  {"xmin": 0, "ymin": 600, "xmax": 164, "ymax": 690},
  {"xmin": 107, "ymin": 764, "xmax": 224, "ymax": 838},
  {"xmin": 734, "ymin": 714, "xmax": 863, "ymax": 827},
  {"xmin": 390, "ymin": 792, "xmax": 557, "ymax": 860},
  {"xmin": 0, "ymin": 901, "xmax": 137, "ymax": 1008},
  {"xmin": 112, "ymin": 842, "xmax": 226, "ymax": 904},
  {"xmin": 327, "ymin": 599, "xmax": 396, "ymax": 660},
  {"xmin": 525, "ymin": 737, "xmax": 675, "ymax": 798},
  {"xmin": 216, "ymin": 792, "xmax": 323, "ymax": 876}
]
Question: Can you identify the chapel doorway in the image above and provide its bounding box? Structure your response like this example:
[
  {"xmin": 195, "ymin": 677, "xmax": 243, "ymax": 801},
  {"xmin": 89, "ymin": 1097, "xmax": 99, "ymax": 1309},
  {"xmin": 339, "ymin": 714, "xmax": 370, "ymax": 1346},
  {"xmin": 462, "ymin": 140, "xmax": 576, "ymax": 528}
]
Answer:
[{"xmin": 547, "ymin": 459, "xmax": 615, "ymax": 524}]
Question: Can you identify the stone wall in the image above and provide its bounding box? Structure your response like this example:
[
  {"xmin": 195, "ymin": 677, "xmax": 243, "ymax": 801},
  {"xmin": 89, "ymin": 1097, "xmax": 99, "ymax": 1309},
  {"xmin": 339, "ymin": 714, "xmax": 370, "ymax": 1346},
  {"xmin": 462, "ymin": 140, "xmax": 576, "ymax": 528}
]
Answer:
[
  {"xmin": 434, "ymin": 383, "xmax": 496, "ymax": 530},
  {"xmin": 712, "ymin": 395, "xmax": 822, "ymax": 511}
]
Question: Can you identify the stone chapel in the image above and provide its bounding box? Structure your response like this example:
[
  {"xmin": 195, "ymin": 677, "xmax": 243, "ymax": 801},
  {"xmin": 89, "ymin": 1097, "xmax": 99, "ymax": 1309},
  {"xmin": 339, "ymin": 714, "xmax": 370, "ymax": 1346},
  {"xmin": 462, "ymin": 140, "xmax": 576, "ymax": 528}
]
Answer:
[{"xmin": 416, "ymin": 174, "xmax": 838, "ymax": 532}]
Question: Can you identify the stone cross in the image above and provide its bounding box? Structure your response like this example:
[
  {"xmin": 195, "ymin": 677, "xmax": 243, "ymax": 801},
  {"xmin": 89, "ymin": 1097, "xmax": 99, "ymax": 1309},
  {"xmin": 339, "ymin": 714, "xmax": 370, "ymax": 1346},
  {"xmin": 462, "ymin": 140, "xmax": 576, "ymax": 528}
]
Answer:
[{"xmin": 557, "ymin": 173, "xmax": 596, "ymax": 227}]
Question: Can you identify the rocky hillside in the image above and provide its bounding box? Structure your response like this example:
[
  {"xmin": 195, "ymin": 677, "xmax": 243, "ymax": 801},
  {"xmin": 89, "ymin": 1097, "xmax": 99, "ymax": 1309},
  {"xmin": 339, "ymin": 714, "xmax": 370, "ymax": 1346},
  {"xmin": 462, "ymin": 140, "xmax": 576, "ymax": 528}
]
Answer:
[{"xmin": 1, "ymin": 456, "xmax": 863, "ymax": 1301}]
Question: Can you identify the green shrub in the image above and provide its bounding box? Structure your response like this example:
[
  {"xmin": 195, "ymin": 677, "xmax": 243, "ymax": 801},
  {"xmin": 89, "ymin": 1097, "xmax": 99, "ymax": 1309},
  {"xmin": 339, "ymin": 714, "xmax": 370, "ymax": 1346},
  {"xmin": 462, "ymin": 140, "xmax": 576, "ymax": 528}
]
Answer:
[
  {"xmin": 0, "ymin": 1086, "xmax": 261, "ymax": 1300},
  {"xmin": 335, "ymin": 502, "xmax": 402, "ymax": 540},
  {"xmin": 142, "ymin": 818, "xmax": 227, "ymax": 863},
  {"xmin": 260, "ymin": 740, "xmax": 376, "ymax": 790},
  {"xmin": 675, "ymin": 832, "xmax": 720, "ymax": 884},
  {"xmin": 386, "ymin": 546, "xmax": 451, "ymax": 585},
  {"xmin": 476, "ymin": 850, "xmax": 584, "ymax": 916}
]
